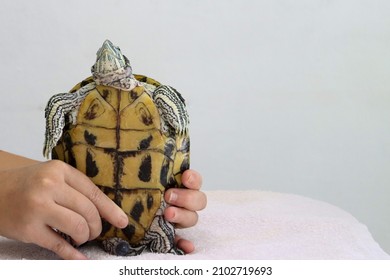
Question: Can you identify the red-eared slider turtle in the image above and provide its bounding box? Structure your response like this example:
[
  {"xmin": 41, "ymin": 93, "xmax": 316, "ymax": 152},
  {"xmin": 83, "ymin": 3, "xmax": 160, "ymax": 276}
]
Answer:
[{"xmin": 43, "ymin": 40, "xmax": 190, "ymax": 256}]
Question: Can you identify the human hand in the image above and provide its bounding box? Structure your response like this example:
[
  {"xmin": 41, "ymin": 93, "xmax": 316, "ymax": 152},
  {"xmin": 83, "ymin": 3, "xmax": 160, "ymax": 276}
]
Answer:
[
  {"xmin": 0, "ymin": 160, "xmax": 128, "ymax": 260},
  {"xmin": 164, "ymin": 169, "xmax": 207, "ymax": 253}
]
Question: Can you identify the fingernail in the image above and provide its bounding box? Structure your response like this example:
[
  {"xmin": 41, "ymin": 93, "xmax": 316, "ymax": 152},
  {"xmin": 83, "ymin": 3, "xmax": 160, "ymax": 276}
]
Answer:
[
  {"xmin": 168, "ymin": 190, "xmax": 178, "ymax": 203},
  {"xmin": 186, "ymin": 174, "xmax": 193, "ymax": 185},
  {"xmin": 119, "ymin": 214, "xmax": 128, "ymax": 228}
]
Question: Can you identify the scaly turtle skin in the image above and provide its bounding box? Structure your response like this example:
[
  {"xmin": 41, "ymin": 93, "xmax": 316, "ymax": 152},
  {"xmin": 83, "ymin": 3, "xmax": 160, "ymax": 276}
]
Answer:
[{"xmin": 43, "ymin": 40, "xmax": 190, "ymax": 256}]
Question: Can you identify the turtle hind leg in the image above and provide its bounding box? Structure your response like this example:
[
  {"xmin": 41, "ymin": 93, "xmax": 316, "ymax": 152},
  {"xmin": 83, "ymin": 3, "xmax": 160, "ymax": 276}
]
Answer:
[
  {"xmin": 101, "ymin": 237, "xmax": 146, "ymax": 256},
  {"xmin": 145, "ymin": 209, "xmax": 185, "ymax": 255}
]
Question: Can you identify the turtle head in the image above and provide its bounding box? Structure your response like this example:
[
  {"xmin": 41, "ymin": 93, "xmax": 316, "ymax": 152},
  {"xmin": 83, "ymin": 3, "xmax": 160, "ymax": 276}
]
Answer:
[{"xmin": 91, "ymin": 40, "xmax": 136, "ymax": 89}]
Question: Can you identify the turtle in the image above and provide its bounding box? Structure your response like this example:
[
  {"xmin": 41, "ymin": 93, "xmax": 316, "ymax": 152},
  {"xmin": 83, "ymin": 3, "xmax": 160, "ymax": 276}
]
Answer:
[{"xmin": 43, "ymin": 40, "xmax": 190, "ymax": 256}]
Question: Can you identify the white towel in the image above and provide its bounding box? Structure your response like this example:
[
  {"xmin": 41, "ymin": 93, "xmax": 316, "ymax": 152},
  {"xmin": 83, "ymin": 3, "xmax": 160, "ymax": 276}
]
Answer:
[{"xmin": 0, "ymin": 191, "xmax": 388, "ymax": 260}]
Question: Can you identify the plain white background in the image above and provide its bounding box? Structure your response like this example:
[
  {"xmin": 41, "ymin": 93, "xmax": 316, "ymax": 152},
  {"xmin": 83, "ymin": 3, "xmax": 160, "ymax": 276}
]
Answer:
[{"xmin": 0, "ymin": 0, "xmax": 389, "ymax": 254}]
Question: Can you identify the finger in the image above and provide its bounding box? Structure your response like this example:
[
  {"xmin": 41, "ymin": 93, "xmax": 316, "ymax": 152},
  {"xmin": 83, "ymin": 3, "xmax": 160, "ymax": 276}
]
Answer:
[
  {"xmin": 63, "ymin": 164, "xmax": 128, "ymax": 229},
  {"xmin": 53, "ymin": 183, "xmax": 101, "ymax": 240},
  {"xmin": 175, "ymin": 235, "xmax": 195, "ymax": 254},
  {"xmin": 165, "ymin": 188, "xmax": 207, "ymax": 211},
  {"xmin": 182, "ymin": 169, "xmax": 203, "ymax": 190},
  {"xmin": 35, "ymin": 226, "xmax": 88, "ymax": 260},
  {"xmin": 45, "ymin": 203, "xmax": 90, "ymax": 246},
  {"xmin": 164, "ymin": 206, "xmax": 198, "ymax": 228}
]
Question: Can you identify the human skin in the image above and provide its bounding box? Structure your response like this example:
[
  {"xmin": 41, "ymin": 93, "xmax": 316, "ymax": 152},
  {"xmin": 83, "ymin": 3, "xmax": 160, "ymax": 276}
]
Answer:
[{"xmin": 0, "ymin": 150, "xmax": 206, "ymax": 259}]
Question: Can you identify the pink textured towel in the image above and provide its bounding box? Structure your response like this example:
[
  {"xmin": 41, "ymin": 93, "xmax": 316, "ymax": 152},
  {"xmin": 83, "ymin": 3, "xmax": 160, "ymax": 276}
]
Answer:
[{"xmin": 0, "ymin": 191, "xmax": 388, "ymax": 260}]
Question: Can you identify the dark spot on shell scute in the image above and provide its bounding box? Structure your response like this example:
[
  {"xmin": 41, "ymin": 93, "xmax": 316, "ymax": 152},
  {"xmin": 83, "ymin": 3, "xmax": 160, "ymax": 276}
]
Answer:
[
  {"xmin": 102, "ymin": 89, "xmax": 110, "ymax": 99},
  {"xmin": 86, "ymin": 149, "xmax": 99, "ymax": 177},
  {"xmin": 84, "ymin": 130, "xmax": 97, "ymax": 145},
  {"xmin": 122, "ymin": 224, "xmax": 136, "ymax": 240},
  {"xmin": 80, "ymin": 79, "xmax": 92, "ymax": 88},
  {"xmin": 142, "ymin": 115, "xmax": 153, "ymax": 126},
  {"xmin": 147, "ymin": 193, "xmax": 154, "ymax": 210},
  {"xmin": 84, "ymin": 104, "xmax": 98, "ymax": 119},
  {"xmin": 160, "ymin": 158, "xmax": 170, "ymax": 187},
  {"xmin": 64, "ymin": 132, "xmax": 77, "ymax": 168},
  {"xmin": 138, "ymin": 154, "xmax": 152, "ymax": 182},
  {"xmin": 180, "ymin": 157, "xmax": 190, "ymax": 173},
  {"xmin": 137, "ymin": 105, "xmax": 153, "ymax": 126},
  {"xmin": 130, "ymin": 200, "xmax": 144, "ymax": 222},
  {"xmin": 138, "ymin": 135, "xmax": 153, "ymax": 150},
  {"xmin": 84, "ymin": 99, "xmax": 104, "ymax": 120},
  {"xmin": 137, "ymin": 76, "xmax": 148, "ymax": 83},
  {"xmin": 100, "ymin": 219, "xmax": 111, "ymax": 237},
  {"xmin": 164, "ymin": 141, "xmax": 175, "ymax": 159},
  {"xmin": 130, "ymin": 91, "xmax": 138, "ymax": 100}
]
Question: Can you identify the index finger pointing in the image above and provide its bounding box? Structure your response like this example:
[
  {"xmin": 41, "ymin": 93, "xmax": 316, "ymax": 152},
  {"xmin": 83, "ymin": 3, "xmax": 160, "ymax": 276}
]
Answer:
[{"xmin": 64, "ymin": 163, "xmax": 128, "ymax": 229}]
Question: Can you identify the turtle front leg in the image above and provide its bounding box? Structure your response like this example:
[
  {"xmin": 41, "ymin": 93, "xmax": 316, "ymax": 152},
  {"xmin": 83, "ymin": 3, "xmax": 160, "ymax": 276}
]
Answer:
[
  {"xmin": 144, "ymin": 201, "xmax": 185, "ymax": 255},
  {"xmin": 102, "ymin": 237, "xmax": 146, "ymax": 256},
  {"xmin": 43, "ymin": 82, "xmax": 96, "ymax": 158}
]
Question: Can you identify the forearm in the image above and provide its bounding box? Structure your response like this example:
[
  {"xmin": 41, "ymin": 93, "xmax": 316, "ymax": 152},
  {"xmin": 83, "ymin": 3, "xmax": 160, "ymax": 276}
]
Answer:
[{"xmin": 0, "ymin": 150, "xmax": 40, "ymax": 170}]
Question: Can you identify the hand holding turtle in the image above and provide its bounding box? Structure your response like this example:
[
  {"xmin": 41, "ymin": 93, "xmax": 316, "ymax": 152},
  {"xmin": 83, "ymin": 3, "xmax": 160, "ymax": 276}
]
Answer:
[
  {"xmin": 0, "ymin": 155, "xmax": 128, "ymax": 260},
  {"xmin": 0, "ymin": 151, "xmax": 206, "ymax": 259},
  {"xmin": 164, "ymin": 169, "xmax": 206, "ymax": 253}
]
